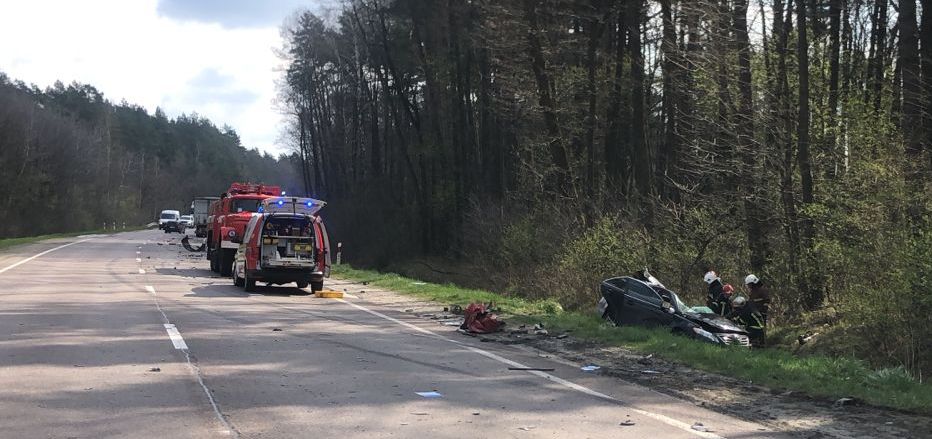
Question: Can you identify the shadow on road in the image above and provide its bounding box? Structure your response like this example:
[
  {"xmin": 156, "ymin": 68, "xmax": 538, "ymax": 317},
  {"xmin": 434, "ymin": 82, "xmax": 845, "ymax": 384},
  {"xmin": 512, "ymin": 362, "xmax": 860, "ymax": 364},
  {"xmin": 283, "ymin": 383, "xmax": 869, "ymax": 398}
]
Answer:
[{"xmin": 187, "ymin": 283, "xmax": 313, "ymax": 298}]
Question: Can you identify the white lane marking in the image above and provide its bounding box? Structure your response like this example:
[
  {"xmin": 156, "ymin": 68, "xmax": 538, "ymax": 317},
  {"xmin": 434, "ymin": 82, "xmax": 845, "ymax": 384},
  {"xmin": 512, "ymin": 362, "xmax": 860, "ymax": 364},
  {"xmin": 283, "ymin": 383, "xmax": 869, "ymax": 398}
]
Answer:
[
  {"xmin": 0, "ymin": 239, "xmax": 90, "ymax": 275},
  {"xmin": 139, "ymin": 269, "xmax": 146, "ymax": 274},
  {"xmin": 343, "ymin": 293, "xmax": 359, "ymax": 299},
  {"xmin": 164, "ymin": 323, "xmax": 189, "ymax": 350},
  {"xmin": 145, "ymin": 285, "xmax": 236, "ymax": 437},
  {"xmin": 136, "ymin": 251, "xmax": 141, "ymax": 254},
  {"xmin": 337, "ymin": 299, "xmax": 726, "ymax": 439},
  {"xmin": 136, "ymin": 258, "xmax": 142, "ymax": 263}
]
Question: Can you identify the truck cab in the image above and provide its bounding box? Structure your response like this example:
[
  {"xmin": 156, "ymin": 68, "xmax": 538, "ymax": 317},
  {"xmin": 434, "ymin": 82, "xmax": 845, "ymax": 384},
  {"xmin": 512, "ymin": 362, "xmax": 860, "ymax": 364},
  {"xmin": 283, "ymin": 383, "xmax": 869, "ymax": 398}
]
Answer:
[
  {"xmin": 232, "ymin": 197, "xmax": 330, "ymax": 292},
  {"xmin": 206, "ymin": 183, "xmax": 281, "ymax": 276}
]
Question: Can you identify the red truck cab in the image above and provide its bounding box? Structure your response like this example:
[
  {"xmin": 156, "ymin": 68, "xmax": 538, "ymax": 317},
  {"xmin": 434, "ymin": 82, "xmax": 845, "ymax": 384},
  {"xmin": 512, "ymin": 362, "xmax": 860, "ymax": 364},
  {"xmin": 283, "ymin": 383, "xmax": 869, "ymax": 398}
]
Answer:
[
  {"xmin": 207, "ymin": 183, "xmax": 281, "ymax": 276},
  {"xmin": 232, "ymin": 197, "xmax": 331, "ymax": 292}
]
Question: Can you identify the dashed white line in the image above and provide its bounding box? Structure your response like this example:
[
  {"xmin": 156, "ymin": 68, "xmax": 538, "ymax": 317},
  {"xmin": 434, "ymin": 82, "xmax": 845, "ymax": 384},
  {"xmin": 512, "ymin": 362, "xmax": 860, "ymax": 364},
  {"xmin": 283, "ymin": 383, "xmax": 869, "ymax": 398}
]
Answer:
[
  {"xmin": 0, "ymin": 239, "xmax": 89, "ymax": 275},
  {"xmin": 139, "ymin": 269, "xmax": 146, "ymax": 274},
  {"xmin": 337, "ymin": 298, "xmax": 726, "ymax": 439},
  {"xmin": 144, "ymin": 284, "xmax": 236, "ymax": 437},
  {"xmin": 135, "ymin": 258, "xmax": 142, "ymax": 263},
  {"xmin": 164, "ymin": 324, "xmax": 189, "ymax": 350}
]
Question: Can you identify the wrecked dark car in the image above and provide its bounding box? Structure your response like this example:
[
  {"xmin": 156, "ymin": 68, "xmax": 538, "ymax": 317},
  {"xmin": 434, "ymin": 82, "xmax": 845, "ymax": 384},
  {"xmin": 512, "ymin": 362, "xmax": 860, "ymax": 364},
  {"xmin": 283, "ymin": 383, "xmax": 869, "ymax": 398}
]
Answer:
[{"xmin": 597, "ymin": 275, "xmax": 750, "ymax": 347}]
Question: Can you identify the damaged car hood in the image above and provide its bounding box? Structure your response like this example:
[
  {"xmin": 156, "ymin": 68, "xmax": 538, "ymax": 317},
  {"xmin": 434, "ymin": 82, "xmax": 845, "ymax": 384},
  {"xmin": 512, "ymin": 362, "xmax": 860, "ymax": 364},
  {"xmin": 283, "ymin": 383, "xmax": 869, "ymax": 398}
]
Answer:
[{"xmin": 685, "ymin": 313, "xmax": 746, "ymax": 333}]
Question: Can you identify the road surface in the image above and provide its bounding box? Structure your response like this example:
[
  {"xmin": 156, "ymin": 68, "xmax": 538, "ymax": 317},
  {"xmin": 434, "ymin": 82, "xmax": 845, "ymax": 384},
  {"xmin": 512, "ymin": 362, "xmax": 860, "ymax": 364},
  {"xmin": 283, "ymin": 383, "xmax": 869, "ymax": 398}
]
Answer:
[{"xmin": 0, "ymin": 230, "xmax": 786, "ymax": 438}]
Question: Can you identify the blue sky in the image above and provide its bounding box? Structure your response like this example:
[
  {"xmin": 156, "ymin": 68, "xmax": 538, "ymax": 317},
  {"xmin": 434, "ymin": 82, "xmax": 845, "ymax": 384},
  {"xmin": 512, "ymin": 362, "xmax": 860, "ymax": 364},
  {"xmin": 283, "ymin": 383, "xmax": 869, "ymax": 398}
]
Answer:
[{"xmin": 0, "ymin": 0, "xmax": 339, "ymax": 154}]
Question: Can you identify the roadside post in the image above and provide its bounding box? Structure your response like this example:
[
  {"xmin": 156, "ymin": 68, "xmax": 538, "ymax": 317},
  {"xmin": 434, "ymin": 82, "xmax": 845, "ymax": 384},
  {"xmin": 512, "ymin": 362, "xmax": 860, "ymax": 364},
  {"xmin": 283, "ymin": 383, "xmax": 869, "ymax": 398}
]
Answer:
[{"xmin": 336, "ymin": 242, "xmax": 342, "ymax": 265}]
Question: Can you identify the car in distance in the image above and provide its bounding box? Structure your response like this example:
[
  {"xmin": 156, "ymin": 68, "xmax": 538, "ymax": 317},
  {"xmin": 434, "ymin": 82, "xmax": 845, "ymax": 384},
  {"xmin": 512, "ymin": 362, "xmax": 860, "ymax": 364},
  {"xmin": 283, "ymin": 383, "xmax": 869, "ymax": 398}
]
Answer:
[
  {"xmin": 232, "ymin": 197, "xmax": 331, "ymax": 292},
  {"xmin": 180, "ymin": 215, "xmax": 194, "ymax": 229},
  {"xmin": 598, "ymin": 274, "xmax": 750, "ymax": 346},
  {"xmin": 159, "ymin": 210, "xmax": 181, "ymax": 231}
]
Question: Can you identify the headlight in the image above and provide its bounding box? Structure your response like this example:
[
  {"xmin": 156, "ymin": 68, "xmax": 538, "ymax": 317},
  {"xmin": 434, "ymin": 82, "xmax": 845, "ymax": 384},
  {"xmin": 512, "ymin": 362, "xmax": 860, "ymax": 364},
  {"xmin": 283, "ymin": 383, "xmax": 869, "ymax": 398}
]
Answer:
[{"xmin": 692, "ymin": 327, "xmax": 721, "ymax": 343}]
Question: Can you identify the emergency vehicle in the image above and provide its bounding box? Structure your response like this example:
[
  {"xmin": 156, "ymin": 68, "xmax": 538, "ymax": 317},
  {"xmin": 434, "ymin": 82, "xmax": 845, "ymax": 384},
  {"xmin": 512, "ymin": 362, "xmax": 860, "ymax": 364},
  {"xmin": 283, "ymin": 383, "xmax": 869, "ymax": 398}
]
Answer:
[
  {"xmin": 232, "ymin": 197, "xmax": 331, "ymax": 292},
  {"xmin": 207, "ymin": 183, "xmax": 281, "ymax": 276}
]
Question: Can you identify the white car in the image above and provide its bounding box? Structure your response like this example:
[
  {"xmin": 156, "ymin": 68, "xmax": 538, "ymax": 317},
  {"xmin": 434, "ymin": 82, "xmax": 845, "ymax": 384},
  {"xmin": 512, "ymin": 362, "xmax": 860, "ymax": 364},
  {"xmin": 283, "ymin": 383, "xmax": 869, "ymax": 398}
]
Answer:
[{"xmin": 180, "ymin": 215, "xmax": 194, "ymax": 228}]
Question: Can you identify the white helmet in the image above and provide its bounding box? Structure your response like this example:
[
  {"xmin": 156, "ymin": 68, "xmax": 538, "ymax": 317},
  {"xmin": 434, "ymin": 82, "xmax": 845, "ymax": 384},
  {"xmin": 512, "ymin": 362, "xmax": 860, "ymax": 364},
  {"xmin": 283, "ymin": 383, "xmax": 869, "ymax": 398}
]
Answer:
[
  {"xmin": 732, "ymin": 296, "xmax": 747, "ymax": 307},
  {"xmin": 703, "ymin": 271, "xmax": 719, "ymax": 284},
  {"xmin": 744, "ymin": 274, "xmax": 760, "ymax": 286}
]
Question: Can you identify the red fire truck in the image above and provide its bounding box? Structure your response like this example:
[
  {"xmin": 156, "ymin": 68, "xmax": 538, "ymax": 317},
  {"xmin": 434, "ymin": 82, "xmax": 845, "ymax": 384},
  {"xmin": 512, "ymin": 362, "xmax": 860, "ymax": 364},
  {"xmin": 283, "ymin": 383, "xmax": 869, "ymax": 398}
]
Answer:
[{"xmin": 207, "ymin": 183, "xmax": 281, "ymax": 276}]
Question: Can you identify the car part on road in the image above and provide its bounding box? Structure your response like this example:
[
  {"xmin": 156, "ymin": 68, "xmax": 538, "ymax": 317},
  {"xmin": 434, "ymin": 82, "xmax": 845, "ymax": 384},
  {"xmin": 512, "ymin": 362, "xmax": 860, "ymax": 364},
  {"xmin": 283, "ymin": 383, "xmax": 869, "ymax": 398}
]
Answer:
[{"xmin": 181, "ymin": 235, "xmax": 206, "ymax": 252}]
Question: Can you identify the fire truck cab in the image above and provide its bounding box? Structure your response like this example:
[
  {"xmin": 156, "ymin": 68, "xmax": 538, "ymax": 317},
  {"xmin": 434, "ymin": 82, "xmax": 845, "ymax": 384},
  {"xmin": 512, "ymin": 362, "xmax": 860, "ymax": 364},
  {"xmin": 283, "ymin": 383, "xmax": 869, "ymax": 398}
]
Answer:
[
  {"xmin": 207, "ymin": 183, "xmax": 281, "ymax": 276},
  {"xmin": 232, "ymin": 197, "xmax": 331, "ymax": 292}
]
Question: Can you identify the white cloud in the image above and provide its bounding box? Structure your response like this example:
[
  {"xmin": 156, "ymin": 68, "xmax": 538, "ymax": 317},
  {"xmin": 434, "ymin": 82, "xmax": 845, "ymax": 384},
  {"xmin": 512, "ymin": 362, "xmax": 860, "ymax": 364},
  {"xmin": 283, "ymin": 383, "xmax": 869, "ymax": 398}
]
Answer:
[{"xmin": 0, "ymin": 0, "xmax": 297, "ymax": 154}]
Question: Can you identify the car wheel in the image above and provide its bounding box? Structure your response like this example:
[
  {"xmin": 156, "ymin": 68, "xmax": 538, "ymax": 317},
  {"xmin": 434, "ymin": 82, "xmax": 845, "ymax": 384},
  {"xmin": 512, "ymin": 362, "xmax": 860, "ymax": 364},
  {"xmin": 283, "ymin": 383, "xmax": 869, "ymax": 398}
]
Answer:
[
  {"xmin": 244, "ymin": 270, "xmax": 256, "ymax": 292},
  {"xmin": 220, "ymin": 249, "xmax": 233, "ymax": 276},
  {"xmin": 311, "ymin": 281, "xmax": 323, "ymax": 292}
]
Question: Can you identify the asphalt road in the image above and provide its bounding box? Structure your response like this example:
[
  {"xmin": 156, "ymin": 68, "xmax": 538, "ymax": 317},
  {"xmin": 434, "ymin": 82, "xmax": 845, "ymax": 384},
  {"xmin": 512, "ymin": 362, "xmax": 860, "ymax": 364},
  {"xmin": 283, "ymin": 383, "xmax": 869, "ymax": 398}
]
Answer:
[{"xmin": 0, "ymin": 230, "xmax": 787, "ymax": 438}]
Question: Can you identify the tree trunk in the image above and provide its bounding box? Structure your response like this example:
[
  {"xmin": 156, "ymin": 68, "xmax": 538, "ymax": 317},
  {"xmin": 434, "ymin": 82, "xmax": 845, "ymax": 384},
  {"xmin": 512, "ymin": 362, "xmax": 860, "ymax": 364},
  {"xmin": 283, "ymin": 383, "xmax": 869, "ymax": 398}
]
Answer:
[
  {"xmin": 798, "ymin": 0, "xmax": 822, "ymax": 310},
  {"xmin": 898, "ymin": 0, "xmax": 922, "ymax": 185},
  {"xmin": 522, "ymin": 0, "xmax": 572, "ymax": 195},
  {"xmin": 734, "ymin": 0, "xmax": 767, "ymax": 272}
]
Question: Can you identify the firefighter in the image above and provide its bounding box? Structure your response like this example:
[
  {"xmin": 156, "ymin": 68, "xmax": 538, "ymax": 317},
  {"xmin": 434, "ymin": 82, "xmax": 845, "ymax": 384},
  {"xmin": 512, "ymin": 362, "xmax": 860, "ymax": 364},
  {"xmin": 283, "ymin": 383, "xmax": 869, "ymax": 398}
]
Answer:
[
  {"xmin": 744, "ymin": 274, "xmax": 771, "ymax": 327},
  {"xmin": 704, "ymin": 271, "xmax": 731, "ymax": 316},
  {"xmin": 728, "ymin": 296, "xmax": 766, "ymax": 347}
]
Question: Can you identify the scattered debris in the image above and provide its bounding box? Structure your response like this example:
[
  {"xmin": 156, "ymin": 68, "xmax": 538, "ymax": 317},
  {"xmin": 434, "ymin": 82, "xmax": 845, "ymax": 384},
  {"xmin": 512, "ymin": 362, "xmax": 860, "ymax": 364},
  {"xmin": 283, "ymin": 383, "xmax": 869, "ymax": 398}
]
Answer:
[
  {"xmin": 691, "ymin": 422, "xmax": 711, "ymax": 432},
  {"xmin": 472, "ymin": 412, "xmax": 480, "ymax": 416},
  {"xmin": 272, "ymin": 328, "xmax": 282, "ymax": 332},
  {"xmin": 410, "ymin": 412, "xmax": 430, "ymax": 416},
  {"xmin": 148, "ymin": 367, "xmax": 161, "ymax": 372},
  {"xmin": 415, "ymin": 391, "xmax": 443, "ymax": 398},
  {"xmin": 404, "ymin": 309, "xmax": 414, "ymax": 313},
  {"xmin": 449, "ymin": 304, "xmax": 464, "ymax": 315},
  {"xmin": 460, "ymin": 302, "xmax": 504, "ymax": 334},
  {"xmin": 834, "ymin": 397, "xmax": 856, "ymax": 407},
  {"xmin": 556, "ymin": 334, "xmax": 569, "ymax": 339},
  {"xmin": 508, "ymin": 367, "xmax": 556, "ymax": 372},
  {"xmin": 619, "ymin": 420, "xmax": 636, "ymax": 426},
  {"xmin": 581, "ymin": 365, "xmax": 601, "ymax": 372},
  {"xmin": 412, "ymin": 282, "xmax": 426, "ymax": 285},
  {"xmin": 641, "ymin": 370, "xmax": 662, "ymax": 374},
  {"xmin": 518, "ymin": 426, "xmax": 536, "ymax": 431},
  {"xmin": 181, "ymin": 236, "xmax": 206, "ymax": 252}
]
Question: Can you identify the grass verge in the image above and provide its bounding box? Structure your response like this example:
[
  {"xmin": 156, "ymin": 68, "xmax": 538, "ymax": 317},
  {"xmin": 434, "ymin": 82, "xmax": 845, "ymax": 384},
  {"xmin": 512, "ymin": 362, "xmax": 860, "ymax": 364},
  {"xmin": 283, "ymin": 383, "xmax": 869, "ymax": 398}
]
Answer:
[
  {"xmin": 0, "ymin": 226, "xmax": 149, "ymax": 251},
  {"xmin": 332, "ymin": 264, "xmax": 932, "ymax": 414}
]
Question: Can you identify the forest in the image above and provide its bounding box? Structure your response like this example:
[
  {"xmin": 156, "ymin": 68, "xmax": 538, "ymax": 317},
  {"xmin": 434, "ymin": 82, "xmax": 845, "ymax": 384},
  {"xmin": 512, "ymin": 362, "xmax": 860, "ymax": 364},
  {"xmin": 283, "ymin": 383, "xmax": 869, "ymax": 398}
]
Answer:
[
  {"xmin": 0, "ymin": 74, "xmax": 301, "ymax": 238},
  {"xmin": 279, "ymin": 0, "xmax": 932, "ymax": 378}
]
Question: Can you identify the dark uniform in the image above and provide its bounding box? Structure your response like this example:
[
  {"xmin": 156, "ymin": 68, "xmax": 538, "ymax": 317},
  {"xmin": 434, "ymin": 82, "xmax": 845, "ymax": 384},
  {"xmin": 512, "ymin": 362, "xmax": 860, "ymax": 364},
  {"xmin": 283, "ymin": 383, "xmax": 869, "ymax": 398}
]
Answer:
[
  {"xmin": 748, "ymin": 284, "xmax": 771, "ymax": 326},
  {"xmin": 728, "ymin": 300, "xmax": 766, "ymax": 347},
  {"xmin": 706, "ymin": 279, "xmax": 731, "ymax": 317}
]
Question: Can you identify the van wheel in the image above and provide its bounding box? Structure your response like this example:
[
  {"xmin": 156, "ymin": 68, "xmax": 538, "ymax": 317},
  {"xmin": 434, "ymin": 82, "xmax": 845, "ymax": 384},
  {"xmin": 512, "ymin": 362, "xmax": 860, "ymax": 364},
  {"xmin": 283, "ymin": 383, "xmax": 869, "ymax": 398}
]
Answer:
[
  {"xmin": 244, "ymin": 271, "xmax": 256, "ymax": 292},
  {"xmin": 311, "ymin": 281, "xmax": 323, "ymax": 292},
  {"xmin": 209, "ymin": 250, "xmax": 219, "ymax": 272},
  {"xmin": 296, "ymin": 281, "xmax": 309, "ymax": 289},
  {"xmin": 233, "ymin": 263, "xmax": 244, "ymax": 287},
  {"xmin": 220, "ymin": 249, "xmax": 233, "ymax": 276}
]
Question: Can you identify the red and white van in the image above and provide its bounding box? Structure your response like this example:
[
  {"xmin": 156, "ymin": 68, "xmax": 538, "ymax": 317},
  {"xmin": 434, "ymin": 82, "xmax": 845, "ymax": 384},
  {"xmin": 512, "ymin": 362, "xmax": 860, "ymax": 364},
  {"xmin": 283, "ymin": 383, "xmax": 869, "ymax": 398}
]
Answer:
[{"xmin": 232, "ymin": 197, "xmax": 331, "ymax": 292}]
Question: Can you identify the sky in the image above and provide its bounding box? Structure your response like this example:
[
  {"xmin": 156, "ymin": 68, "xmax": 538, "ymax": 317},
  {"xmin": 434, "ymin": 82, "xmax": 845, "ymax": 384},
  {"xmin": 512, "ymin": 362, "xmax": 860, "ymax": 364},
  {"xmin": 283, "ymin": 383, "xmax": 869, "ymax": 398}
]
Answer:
[{"xmin": 0, "ymin": 0, "xmax": 338, "ymax": 155}]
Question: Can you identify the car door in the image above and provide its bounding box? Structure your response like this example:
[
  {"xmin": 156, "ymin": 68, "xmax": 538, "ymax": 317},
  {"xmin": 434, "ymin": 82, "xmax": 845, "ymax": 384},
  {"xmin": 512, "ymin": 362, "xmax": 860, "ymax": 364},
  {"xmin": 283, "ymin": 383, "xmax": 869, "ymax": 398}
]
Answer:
[{"xmin": 622, "ymin": 279, "xmax": 668, "ymax": 327}]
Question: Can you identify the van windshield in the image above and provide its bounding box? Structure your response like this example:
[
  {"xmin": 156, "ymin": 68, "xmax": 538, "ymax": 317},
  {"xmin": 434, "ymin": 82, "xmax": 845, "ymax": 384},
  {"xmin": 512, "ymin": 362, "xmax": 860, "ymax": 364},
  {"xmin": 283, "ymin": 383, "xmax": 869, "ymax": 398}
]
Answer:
[{"xmin": 160, "ymin": 213, "xmax": 177, "ymax": 219}]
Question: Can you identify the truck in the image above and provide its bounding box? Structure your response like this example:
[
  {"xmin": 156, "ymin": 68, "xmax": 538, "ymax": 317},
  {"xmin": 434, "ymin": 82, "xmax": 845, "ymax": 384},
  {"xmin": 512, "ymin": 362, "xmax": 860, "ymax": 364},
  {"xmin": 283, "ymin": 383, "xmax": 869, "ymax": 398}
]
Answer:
[
  {"xmin": 190, "ymin": 196, "xmax": 219, "ymax": 237},
  {"xmin": 207, "ymin": 183, "xmax": 281, "ymax": 276},
  {"xmin": 232, "ymin": 196, "xmax": 331, "ymax": 292}
]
